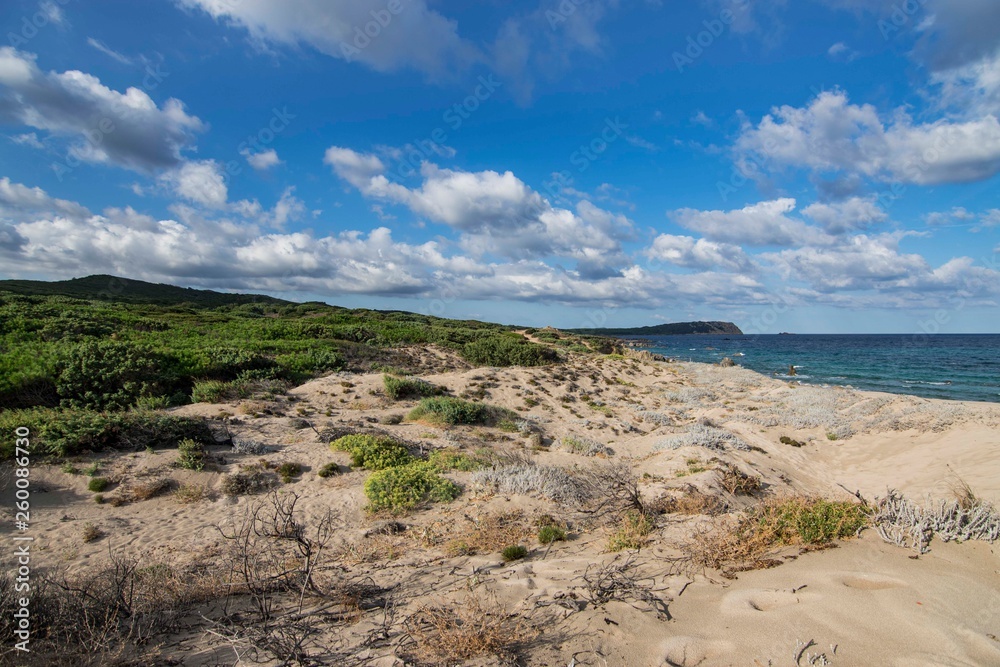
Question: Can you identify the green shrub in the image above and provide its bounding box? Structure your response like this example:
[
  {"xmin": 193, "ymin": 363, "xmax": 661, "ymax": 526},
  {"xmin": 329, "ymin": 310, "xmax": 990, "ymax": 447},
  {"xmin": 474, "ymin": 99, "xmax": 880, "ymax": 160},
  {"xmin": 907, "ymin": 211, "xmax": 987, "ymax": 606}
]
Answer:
[
  {"xmin": 331, "ymin": 434, "xmax": 413, "ymax": 470},
  {"xmin": 177, "ymin": 438, "xmax": 206, "ymax": 471},
  {"xmin": 363, "ymin": 461, "xmax": 460, "ymax": 513},
  {"xmin": 537, "ymin": 525, "xmax": 567, "ymax": 545},
  {"xmin": 277, "ymin": 461, "xmax": 302, "ymax": 483},
  {"xmin": 0, "ymin": 408, "xmax": 214, "ymax": 458},
  {"xmin": 427, "ymin": 448, "xmax": 487, "ymax": 472},
  {"xmin": 54, "ymin": 340, "xmax": 175, "ymax": 410},
  {"xmin": 383, "ymin": 374, "xmax": 444, "ymax": 400},
  {"xmin": 317, "ymin": 462, "xmax": 340, "ymax": 478},
  {"xmin": 462, "ymin": 335, "xmax": 555, "ymax": 367},
  {"xmin": 406, "ymin": 397, "xmax": 512, "ymax": 426},
  {"xmin": 87, "ymin": 477, "xmax": 109, "ymax": 493},
  {"xmin": 501, "ymin": 545, "xmax": 528, "ymax": 562},
  {"xmin": 191, "ymin": 380, "xmax": 233, "ymax": 403},
  {"xmin": 758, "ymin": 498, "xmax": 870, "ymax": 545}
]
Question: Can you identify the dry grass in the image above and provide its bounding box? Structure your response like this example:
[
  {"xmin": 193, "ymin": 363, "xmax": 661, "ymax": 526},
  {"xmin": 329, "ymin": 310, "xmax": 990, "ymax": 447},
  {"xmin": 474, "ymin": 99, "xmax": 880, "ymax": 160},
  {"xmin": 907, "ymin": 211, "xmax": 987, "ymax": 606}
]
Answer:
[
  {"xmin": 403, "ymin": 590, "xmax": 537, "ymax": 665},
  {"xmin": 81, "ymin": 522, "xmax": 103, "ymax": 543},
  {"xmin": 651, "ymin": 488, "xmax": 725, "ymax": 516},
  {"xmin": 338, "ymin": 534, "xmax": 402, "ymax": 565},
  {"xmin": 717, "ymin": 463, "xmax": 762, "ymax": 496},
  {"xmin": 442, "ymin": 511, "xmax": 533, "ymax": 557},
  {"xmin": 607, "ymin": 510, "xmax": 654, "ymax": 552},
  {"xmin": 682, "ymin": 495, "xmax": 869, "ymax": 575},
  {"xmin": 110, "ymin": 477, "xmax": 175, "ymax": 506},
  {"xmin": 174, "ymin": 483, "xmax": 211, "ymax": 504}
]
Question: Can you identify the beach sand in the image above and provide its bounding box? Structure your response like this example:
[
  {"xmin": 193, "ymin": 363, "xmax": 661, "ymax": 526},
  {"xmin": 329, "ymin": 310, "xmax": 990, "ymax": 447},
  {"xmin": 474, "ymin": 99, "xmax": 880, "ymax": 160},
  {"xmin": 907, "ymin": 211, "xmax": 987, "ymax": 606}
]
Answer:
[{"xmin": 4, "ymin": 348, "xmax": 999, "ymax": 665}]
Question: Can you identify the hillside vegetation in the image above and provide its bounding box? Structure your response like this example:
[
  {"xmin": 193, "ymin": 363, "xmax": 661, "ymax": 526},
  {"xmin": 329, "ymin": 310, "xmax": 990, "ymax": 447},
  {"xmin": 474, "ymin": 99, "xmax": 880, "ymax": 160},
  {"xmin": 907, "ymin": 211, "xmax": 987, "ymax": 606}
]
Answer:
[{"xmin": 0, "ymin": 276, "xmax": 613, "ymax": 456}]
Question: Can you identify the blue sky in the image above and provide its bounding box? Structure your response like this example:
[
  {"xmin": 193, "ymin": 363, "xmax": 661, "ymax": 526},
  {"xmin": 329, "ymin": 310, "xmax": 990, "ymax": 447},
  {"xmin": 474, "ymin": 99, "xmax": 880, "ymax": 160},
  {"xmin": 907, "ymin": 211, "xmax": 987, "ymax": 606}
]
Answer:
[{"xmin": 1, "ymin": 0, "xmax": 999, "ymax": 333}]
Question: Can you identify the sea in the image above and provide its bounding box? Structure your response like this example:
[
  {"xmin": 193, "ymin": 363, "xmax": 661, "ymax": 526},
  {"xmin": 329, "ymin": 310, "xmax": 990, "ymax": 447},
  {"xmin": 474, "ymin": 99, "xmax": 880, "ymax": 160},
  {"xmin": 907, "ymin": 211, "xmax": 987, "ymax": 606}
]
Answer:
[{"xmin": 634, "ymin": 333, "xmax": 1000, "ymax": 404}]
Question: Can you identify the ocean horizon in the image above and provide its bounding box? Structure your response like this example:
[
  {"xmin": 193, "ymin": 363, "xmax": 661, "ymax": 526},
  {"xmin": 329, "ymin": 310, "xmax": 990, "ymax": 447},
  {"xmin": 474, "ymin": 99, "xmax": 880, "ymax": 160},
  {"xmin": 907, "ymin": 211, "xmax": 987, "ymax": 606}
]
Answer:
[{"xmin": 636, "ymin": 333, "xmax": 1000, "ymax": 404}]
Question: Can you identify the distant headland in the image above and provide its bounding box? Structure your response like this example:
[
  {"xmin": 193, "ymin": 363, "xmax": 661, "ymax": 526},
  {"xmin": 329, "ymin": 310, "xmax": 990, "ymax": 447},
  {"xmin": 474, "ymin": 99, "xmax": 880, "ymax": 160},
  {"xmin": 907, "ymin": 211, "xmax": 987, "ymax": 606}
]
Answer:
[{"xmin": 568, "ymin": 320, "xmax": 743, "ymax": 336}]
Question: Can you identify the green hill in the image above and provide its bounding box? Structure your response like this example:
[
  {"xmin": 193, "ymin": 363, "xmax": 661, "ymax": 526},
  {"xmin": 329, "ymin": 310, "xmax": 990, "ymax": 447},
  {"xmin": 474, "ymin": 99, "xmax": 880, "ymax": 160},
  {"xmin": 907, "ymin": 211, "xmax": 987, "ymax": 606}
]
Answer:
[{"xmin": 0, "ymin": 274, "xmax": 290, "ymax": 308}]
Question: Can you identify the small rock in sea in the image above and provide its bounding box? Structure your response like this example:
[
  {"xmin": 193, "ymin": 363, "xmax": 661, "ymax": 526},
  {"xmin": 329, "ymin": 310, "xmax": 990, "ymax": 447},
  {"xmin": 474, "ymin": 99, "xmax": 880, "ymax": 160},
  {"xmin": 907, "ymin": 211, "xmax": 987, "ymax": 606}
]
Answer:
[
  {"xmin": 719, "ymin": 357, "xmax": 736, "ymax": 367},
  {"xmin": 788, "ymin": 364, "xmax": 797, "ymax": 376}
]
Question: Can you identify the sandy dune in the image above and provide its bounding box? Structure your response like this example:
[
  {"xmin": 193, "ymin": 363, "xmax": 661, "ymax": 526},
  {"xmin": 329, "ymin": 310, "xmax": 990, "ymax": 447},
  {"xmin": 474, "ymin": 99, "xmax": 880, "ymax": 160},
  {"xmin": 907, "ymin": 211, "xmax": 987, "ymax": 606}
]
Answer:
[{"xmin": 3, "ymin": 348, "xmax": 999, "ymax": 665}]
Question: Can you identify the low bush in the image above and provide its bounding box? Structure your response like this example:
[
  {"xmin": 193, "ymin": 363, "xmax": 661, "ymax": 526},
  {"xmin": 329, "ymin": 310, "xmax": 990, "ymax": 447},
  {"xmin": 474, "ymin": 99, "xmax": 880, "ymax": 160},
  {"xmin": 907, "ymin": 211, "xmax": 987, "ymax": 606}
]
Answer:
[
  {"xmin": 331, "ymin": 434, "xmax": 413, "ymax": 470},
  {"xmin": 779, "ymin": 435, "xmax": 805, "ymax": 447},
  {"xmin": 87, "ymin": 477, "xmax": 108, "ymax": 493},
  {"xmin": 427, "ymin": 447, "xmax": 487, "ymax": 472},
  {"xmin": 685, "ymin": 496, "xmax": 869, "ymax": 573},
  {"xmin": 191, "ymin": 379, "xmax": 249, "ymax": 403},
  {"xmin": 501, "ymin": 544, "xmax": 528, "ymax": 562},
  {"xmin": 654, "ymin": 424, "xmax": 752, "ymax": 452},
  {"xmin": 471, "ymin": 462, "xmax": 589, "ymax": 505},
  {"xmin": 607, "ymin": 510, "xmax": 654, "ymax": 551},
  {"xmin": 461, "ymin": 334, "xmax": 555, "ymax": 367},
  {"xmin": 537, "ymin": 524, "xmax": 567, "ymax": 545},
  {"xmin": 230, "ymin": 438, "xmax": 273, "ymax": 455},
  {"xmin": 561, "ymin": 435, "xmax": 614, "ymax": 457},
  {"xmin": 54, "ymin": 340, "xmax": 176, "ymax": 411},
  {"xmin": 221, "ymin": 465, "xmax": 274, "ymax": 496},
  {"xmin": 760, "ymin": 497, "xmax": 870, "ymax": 544},
  {"xmin": 174, "ymin": 483, "xmax": 208, "ymax": 504},
  {"xmin": 407, "ymin": 397, "xmax": 513, "ymax": 426},
  {"xmin": 363, "ymin": 461, "xmax": 460, "ymax": 513},
  {"xmin": 317, "ymin": 462, "xmax": 341, "ymax": 478},
  {"xmin": 177, "ymin": 438, "xmax": 206, "ymax": 471},
  {"xmin": 81, "ymin": 522, "xmax": 103, "ymax": 542},
  {"xmin": 383, "ymin": 374, "xmax": 444, "ymax": 400},
  {"xmin": 276, "ymin": 461, "xmax": 302, "ymax": 483},
  {"xmin": 0, "ymin": 408, "xmax": 214, "ymax": 458}
]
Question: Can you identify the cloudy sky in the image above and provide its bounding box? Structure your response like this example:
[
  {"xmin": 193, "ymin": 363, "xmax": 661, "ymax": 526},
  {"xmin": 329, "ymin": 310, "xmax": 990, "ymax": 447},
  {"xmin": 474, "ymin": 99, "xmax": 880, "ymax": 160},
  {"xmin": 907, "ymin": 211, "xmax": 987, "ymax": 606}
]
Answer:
[{"xmin": 1, "ymin": 0, "xmax": 999, "ymax": 332}]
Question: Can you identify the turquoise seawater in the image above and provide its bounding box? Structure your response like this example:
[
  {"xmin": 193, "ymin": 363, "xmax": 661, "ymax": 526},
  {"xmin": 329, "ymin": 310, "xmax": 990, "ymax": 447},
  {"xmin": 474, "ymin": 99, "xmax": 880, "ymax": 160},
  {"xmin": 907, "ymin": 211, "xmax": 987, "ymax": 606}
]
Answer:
[{"xmin": 637, "ymin": 334, "xmax": 1000, "ymax": 404}]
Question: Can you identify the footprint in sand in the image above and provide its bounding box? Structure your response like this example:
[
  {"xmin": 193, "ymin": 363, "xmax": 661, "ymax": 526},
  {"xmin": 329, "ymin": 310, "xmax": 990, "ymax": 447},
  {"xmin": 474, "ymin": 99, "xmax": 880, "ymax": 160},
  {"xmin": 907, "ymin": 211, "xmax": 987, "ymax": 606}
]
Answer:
[
  {"xmin": 838, "ymin": 572, "xmax": 908, "ymax": 590},
  {"xmin": 720, "ymin": 588, "xmax": 818, "ymax": 614},
  {"xmin": 659, "ymin": 636, "xmax": 735, "ymax": 666}
]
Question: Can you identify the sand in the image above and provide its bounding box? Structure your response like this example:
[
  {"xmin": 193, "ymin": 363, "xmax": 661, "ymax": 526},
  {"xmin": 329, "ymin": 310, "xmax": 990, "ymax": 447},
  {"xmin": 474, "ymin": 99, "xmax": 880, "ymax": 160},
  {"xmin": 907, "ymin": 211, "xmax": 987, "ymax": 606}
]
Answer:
[{"xmin": 2, "ymin": 347, "xmax": 999, "ymax": 665}]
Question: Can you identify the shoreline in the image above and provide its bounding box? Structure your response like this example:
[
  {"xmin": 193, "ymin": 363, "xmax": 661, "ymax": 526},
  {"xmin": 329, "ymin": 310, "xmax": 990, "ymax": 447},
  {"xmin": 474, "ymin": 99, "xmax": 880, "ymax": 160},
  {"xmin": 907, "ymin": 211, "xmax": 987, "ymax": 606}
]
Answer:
[{"xmin": 624, "ymin": 334, "xmax": 1000, "ymax": 405}]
